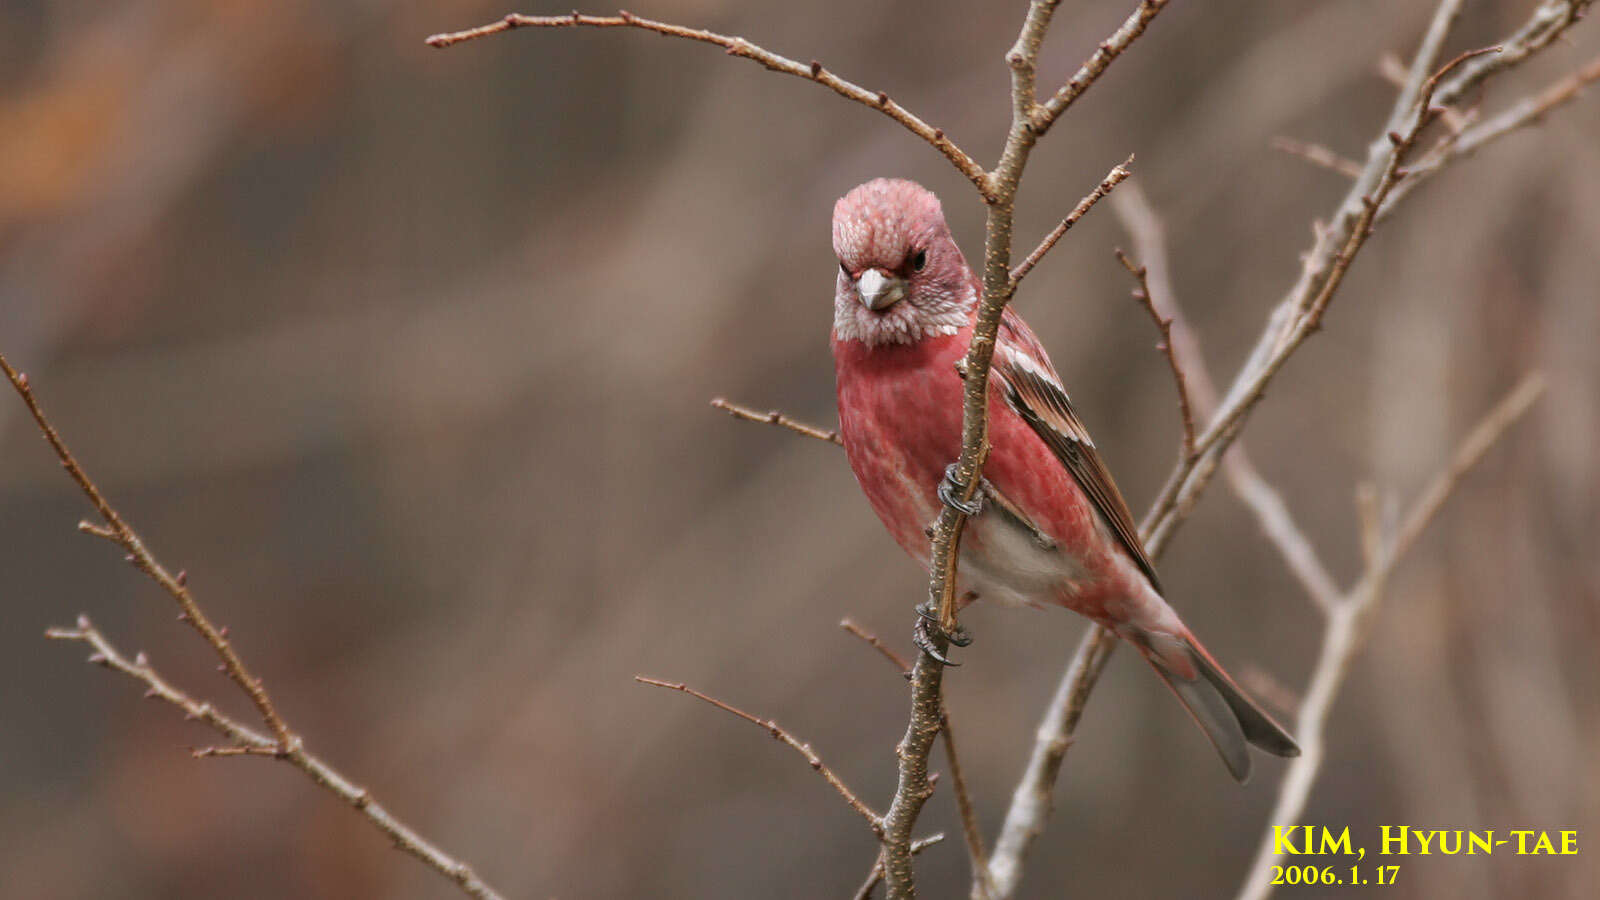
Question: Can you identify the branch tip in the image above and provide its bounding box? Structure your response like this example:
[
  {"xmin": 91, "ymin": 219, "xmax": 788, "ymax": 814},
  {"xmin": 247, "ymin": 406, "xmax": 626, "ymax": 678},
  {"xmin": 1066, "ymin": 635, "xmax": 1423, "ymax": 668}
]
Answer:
[
  {"xmin": 422, "ymin": 10, "xmax": 989, "ymax": 194},
  {"xmin": 637, "ymin": 672, "xmax": 883, "ymax": 831}
]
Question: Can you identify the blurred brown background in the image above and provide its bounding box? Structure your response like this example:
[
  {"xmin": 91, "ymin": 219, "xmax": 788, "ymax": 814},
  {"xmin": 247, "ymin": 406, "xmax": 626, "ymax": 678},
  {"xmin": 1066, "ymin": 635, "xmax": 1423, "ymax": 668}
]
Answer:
[{"xmin": 2, "ymin": 1, "xmax": 1596, "ymax": 897}]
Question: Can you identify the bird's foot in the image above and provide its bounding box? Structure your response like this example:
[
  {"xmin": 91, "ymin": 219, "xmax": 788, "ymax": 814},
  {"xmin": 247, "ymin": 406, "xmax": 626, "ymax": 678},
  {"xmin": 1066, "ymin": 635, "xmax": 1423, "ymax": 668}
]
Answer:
[
  {"xmin": 937, "ymin": 464, "xmax": 983, "ymax": 516},
  {"xmin": 913, "ymin": 601, "xmax": 973, "ymax": 665}
]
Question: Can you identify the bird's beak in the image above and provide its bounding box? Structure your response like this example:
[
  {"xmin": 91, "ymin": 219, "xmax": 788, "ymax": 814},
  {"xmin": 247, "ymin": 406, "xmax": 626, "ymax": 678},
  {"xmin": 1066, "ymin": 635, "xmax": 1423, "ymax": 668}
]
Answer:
[{"xmin": 855, "ymin": 268, "xmax": 907, "ymax": 311}]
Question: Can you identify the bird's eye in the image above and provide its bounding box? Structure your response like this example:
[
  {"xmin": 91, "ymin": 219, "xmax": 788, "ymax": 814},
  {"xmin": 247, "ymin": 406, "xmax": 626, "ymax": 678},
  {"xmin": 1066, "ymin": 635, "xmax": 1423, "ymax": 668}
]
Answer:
[
  {"xmin": 911, "ymin": 250, "xmax": 928, "ymax": 272},
  {"xmin": 839, "ymin": 260, "xmax": 850, "ymax": 277}
]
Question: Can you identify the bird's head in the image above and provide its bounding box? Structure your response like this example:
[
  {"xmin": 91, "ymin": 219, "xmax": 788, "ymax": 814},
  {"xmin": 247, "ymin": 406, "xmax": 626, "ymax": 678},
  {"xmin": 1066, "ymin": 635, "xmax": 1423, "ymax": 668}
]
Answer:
[{"xmin": 832, "ymin": 178, "xmax": 976, "ymax": 346}]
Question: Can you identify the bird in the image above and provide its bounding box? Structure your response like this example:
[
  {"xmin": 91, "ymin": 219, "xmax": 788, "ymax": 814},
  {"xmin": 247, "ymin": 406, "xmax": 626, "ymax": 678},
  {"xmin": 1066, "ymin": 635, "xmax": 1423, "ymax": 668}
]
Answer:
[{"xmin": 830, "ymin": 177, "xmax": 1299, "ymax": 782}]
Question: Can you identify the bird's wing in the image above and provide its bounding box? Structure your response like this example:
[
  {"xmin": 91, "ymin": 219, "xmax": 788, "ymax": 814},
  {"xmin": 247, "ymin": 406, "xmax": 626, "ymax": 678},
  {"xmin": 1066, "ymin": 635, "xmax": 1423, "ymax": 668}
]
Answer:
[{"xmin": 993, "ymin": 308, "xmax": 1163, "ymax": 592}]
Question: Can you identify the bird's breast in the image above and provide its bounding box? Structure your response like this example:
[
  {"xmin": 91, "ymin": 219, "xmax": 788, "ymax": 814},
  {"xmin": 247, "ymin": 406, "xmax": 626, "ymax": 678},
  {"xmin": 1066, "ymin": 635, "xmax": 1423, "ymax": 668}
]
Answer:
[{"xmin": 833, "ymin": 331, "xmax": 1127, "ymax": 616}]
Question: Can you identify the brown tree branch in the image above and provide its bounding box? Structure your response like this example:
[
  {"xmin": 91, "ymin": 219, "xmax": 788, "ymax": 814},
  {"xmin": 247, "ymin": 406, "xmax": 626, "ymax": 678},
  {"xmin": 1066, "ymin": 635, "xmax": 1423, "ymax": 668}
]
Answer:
[
  {"xmin": 0, "ymin": 351, "xmax": 295, "ymax": 750},
  {"xmin": 981, "ymin": 0, "xmax": 1592, "ymax": 891},
  {"xmin": 1383, "ymin": 52, "xmax": 1600, "ymax": 215},
  {"xmin": 1425, "ymin": 0, "xmax": 1593, "ymax": 111},
  {"xmin": 983, "ymin": 625, "xmax": 1115, "ymax": 898},
  {"xmin": 893, "ymin": 4, "xmax": 1161, "ymax": 889},
  {"xmin": 1033, "ymin": 1, "xmax": 1173, "ymax": 136},
  {"xmin": 1269, "ymin": 136, "xmax": 1364, "ymax": 179},
  {"xmin": 1009, "ymin": 158, "xmax": 1135, "ymax": 289},
  {"xmin": 45, "ymin": 617, "xmax": 506, "ymax": 900},
  {"xmin": 1235, "ymin": 373, "xmax": 1544, "ymax": 900},
  {"xmin": 421, "ymin": 3, "xmax": 1584, "ymax": 899},
  {"xmin": 841, "ymin": 618, "xmax": 913, "ymax": 674},
  {"xmin": 1112, "ymin": 183, "xmax": 1343, "ymax": 609},
  {"xmin": 633, "ymin": 676, "xmax": 883, "ymax": 834},
  {"xmin": 840, "ymin": 618, "xmax": 991, "ymax": 897},
  {"xmin": 424, "ymin": 12, "xmax": 993, "ymax": 199},
  {"xmin": 852, "ymin": 834, "xmax": 947, "ymax": 900},
  {"xmin": 1173, "ymin": 43, "xmax": 1497, "ymax": 483},
  {"xmin": 710, "ymin": 397, "xmax": 840, "ymax": 445},
  {"xmin": 1114, "ymin": 246, "xmax": 1197, "ymax": 462}
]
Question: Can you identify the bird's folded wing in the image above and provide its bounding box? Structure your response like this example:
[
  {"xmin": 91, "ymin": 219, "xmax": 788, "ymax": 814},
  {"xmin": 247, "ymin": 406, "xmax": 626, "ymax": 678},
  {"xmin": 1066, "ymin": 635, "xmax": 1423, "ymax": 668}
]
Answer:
[{"xmin": 993, "ymin": 317, "xmax": 1163, "ymax": 593}]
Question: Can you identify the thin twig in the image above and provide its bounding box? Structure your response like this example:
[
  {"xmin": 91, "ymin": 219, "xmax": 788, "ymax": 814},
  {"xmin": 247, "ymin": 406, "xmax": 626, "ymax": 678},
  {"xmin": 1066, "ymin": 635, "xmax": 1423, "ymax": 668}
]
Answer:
[
  {"xmin": 894, "ymin": 2, "xmax": 1171, "ymax": 894},
  {"xmin": 984, "ymin": 625, "xmax": 1115, "ymax": 898},
  {"xmin": 942, "ymin": 708, "xmax": 991, "ymax": 900},
  {"xmin": 1033, "ymin": 1, "xmax": 1173, "ymax": 135},
  {"xmin": 881, "ymin": 648, "xmax": 954, "ymax": 898},
  {"xmin": 1383, "ymin": 52, "xmax": 1600, "ymax": 215},
  {"xmin": 1235, "ymin": 373, "xmax": 1544, "ymax": 900},
  {"xmin": 842, "ymin": 618, "xmax": 912, "ymax": 674},
  {"xmin": 633, "ymin": 676, "xmax": 883, "ymax": 834},
  {"xmin": 0, "ymin": 352, "xmax": 296, "ymax": 750},
  {"xmin": 982, "ymin": 0, "xmax": 1592, "ymax": 890},
  {"xmin": 1009, "ymin": 158, "xmax": 1134, "ymax": 288},
  {"xmin": 1426, "ymin": 0, "xmax": 1594, "ymax": 112},
  {"xmin": 852, "ymin": 834, "xmax": 947, "ymax": 900},
  {"xmin": 1114, "ymin": 155, "xmax": 1343, "ymax": 612},
  {"xmin": 1183, "ymin": 43, "xmax": 1499, "ymax": 472},
  {"xmin": 424, "ymin": 12, "xmax": 992, "ymax": 199},
  {"xmin": 1114, "ymin": 247, "xmax": 1196, "ymax": 461},
  {"xmin": 1389, "ymin": 375, "xmax": 1546, "ymax": 560},
  {"xmin": 192, "ymin": 745, "xmax": 285, "ymax": 759},
  {"xmin": 1269, "ymin": 136, "xmax": 1364, "ymax": 178},
  {"xmin": 46, "ymin": 618, "xmax": 506, "ymax": 900},
  {"xmin": 423, "ymin": 4, "xmax": 1587, "ymax": 899},
  {"xmin": 710, "ymin": 397, "xmax": 840, "ymax": 445},
  {"xmin": 841, "ymin": 618, "xmax": 989, "ymax": 889}
]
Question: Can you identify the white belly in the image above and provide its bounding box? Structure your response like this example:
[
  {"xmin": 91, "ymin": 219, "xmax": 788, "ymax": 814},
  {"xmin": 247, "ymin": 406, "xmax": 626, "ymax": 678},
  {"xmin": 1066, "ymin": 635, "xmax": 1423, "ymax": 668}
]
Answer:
[{"xmin": 955, "ymin": 501, "xmax": 1088, "ymax": 608}]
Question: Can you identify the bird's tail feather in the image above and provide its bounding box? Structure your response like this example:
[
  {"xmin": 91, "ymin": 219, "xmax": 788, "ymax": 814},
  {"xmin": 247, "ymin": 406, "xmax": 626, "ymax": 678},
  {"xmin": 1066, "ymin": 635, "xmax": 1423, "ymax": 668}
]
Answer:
[{"xmin": 1133, "ymin": 628, "xmax": 1301, "ymax": 783}]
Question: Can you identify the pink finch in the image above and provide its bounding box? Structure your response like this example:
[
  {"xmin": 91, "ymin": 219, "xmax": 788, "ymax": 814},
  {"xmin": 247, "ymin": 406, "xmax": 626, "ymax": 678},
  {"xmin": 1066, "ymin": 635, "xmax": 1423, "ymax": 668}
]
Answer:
[{"xmin": 830, "ymin": 178, "xmax": 1299, "ymax": 782}]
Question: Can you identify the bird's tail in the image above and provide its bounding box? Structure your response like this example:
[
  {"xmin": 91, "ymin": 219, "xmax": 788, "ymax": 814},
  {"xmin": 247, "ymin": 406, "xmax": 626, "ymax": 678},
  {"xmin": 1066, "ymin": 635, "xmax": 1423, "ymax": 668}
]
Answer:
[{"xmin": 1131, "ymin": 627, "xmax": 1301, "ymax": 783}]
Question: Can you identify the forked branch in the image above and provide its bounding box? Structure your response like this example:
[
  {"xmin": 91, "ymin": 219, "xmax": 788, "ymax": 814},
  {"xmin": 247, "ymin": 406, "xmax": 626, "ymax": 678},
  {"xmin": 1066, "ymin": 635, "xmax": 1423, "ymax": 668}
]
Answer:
[
  {"xmin": 44, "ymin": 617, "xmax": 506, "ymax": 900},
  {"xmin": 3, "ymin": 353, "xmax": 505, "ymax": 900},
  {"xmin": 1009, "ymin": 158, "xmax": 1135, "ymax": 289},
  {"xmin": 1235, "ymin": 374, "xmax": 1544, "ymax": 900},
  {"xmin": 633, "ymin": 676, "xmax": 883, "ymax": 834},
  {"xmin": 426, "ymin": 12, "xmax": 992, "ymax": 199}
]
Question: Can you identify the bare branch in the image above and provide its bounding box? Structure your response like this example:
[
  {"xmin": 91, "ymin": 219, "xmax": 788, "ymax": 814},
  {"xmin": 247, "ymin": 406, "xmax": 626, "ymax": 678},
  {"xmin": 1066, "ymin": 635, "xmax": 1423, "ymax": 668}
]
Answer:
[
  {"xmin": 1034, "ymin": 1, "xmax": 1173, "ymax": 135},
  {"xmin": 840, "ymin": 619, "xmax": 988, "ymax": 891},
  {"xmin": 984, "ymin": 626, "xmax": 1116, "ymax": 898},
  {"xmin": 1427, "ymin": 0, "xmax": 1594, "ymax": 111},
  {"xmin": 1224, "ymin": 459, "xmax": 1344, "ymax": 612},
  {"xmin": 1, "ymin": 351, "xmax": 294, "ymax": 748},
  {"xmin": 46, "ymin": 618, "xmax": 506, "ymax": 900},
  {"xmin": 1112, "ymin": 183, "xmax": 1342, "ymax": 609},
  {"xmin": 1384, "ymin": 53, "xmax": 1600, "ymax": 214},
  {"xmin": 1114, "ymin": 247, "xmax": 1196, "ymax": 461},
  {"xmin": 982, "ymin": 0, "xmax": 1592, "ymax": 887},
  {"xmin": 1389, "ymin": 374, "xmax": 1546, "ymax": 561},
  {"xmin": 710, "ymin": 397, "xmax": 840, "ymax": 445},
  {"xmin": 193, "ymin": 745, "xmax": 284, "ymax": 759},
  {"xmin": 841, "ymin": 618, "xmax": 912, "ymax": 675},
  {"xmin": 1009, "ymin": 157, "xmax": 1135, "ymax": 289},
  {"xmin": 422, "ymin": 4, "xmax": 1587, "ymax": 899},
  {"xmin": 852, "ymin": 834, "xmax": 946, "ymax": 900},
  {"xmin": 1270, "ymin": 136, "xmax": 1364, "ymax": 179},
  {"xmin": 1182, "ymin": 43, "xmax": 1498, "ymax": 472},
  {"xmin": 896, "ymin": 2, "xmax": 1177, "ymax": 893},
  {"xmin": 881, "ymin": 651, "xmax": 955, "ymax": 898},
  {"xmin": 425, "ymin": 12, "xmax": 992, "ymax": 199},
  {"xmin": 633, "ymin": 676, "xmax": 883, "ymax": 833},
  {"xmin": 1236, "ymin": 373, "xmax": 1544, "ymax": 900},
  {"xmin": 944, "ymin": 708, "xmax": 991, "ymax": 900}
]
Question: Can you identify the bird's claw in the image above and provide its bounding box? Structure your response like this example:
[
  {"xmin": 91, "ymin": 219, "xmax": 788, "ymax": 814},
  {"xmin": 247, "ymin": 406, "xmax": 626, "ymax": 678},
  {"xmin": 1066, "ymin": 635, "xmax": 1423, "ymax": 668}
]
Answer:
[
  {"xmin": 938, "ymin": 464, "xmax": 983, "ymax": 516},
  {"xmin": 913, "ymin": 601, "xmax": 973, "ymax": 665},
  {"xmin": 915, "ymin": 601, "xmax": 973, "ymax": 646},
  {"xmin": 913, "ymin": 620, "xmax": 959, "ymax": 665}
]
